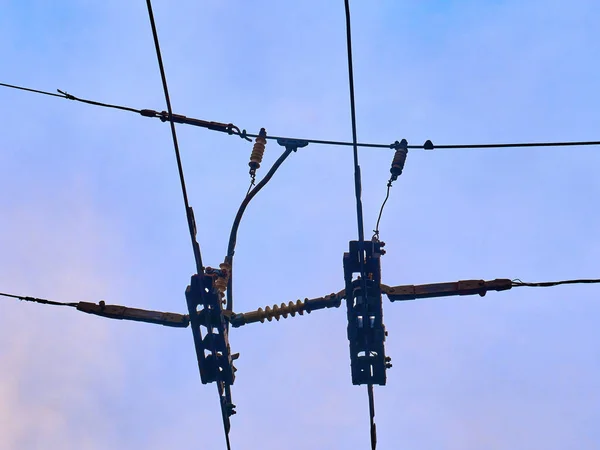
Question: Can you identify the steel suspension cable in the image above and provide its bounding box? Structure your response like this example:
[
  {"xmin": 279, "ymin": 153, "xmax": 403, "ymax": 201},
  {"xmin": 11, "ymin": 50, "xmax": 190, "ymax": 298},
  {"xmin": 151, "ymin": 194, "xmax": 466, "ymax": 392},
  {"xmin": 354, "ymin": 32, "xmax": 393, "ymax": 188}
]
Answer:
[
  {"xmin": 343, "ymin": 1, "xmax": 377, "ymax": 449},
  {"xmin": 145, "ymin": 0, "xmax": 203, "ymax": 274},
  {"xmin": 144, "ymin": 1, "xmax": 232, "ymax": 448}
]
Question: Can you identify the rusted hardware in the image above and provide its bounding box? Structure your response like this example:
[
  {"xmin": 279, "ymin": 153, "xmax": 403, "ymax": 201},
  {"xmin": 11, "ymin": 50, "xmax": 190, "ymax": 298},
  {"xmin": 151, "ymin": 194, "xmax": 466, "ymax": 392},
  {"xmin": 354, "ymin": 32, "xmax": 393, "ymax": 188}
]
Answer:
[
  {"xmin": 389, "ymin": 139, "xmax": 408, "ymax": 182},
  {"xmin": 210, "ymin": 262, "xmax": 231, "ymax": 301},
  {"xmin": 139, "ymin": 109, "xmax": 234, "ymax": 133},
  {"xmin": 382, "ymin": 278, "xmax": 513, "ymax": 302},
  {"xmin": 343, "ymin": 240, "xmax": 388, "ymax": 386},
  {"xmin": 229, "ymin": 291, "xmax": 344, "ymax": 327},
  {"xmin": 185, "ymin": 274, "xmax": 237, "ymax": 399},
  {"xmin": 76, "ymin": 301, "xmax": 189, "ymax": 328},
  {"xmin": 249, "ymin": 128, "xmax": 267, "ymax": 177}
]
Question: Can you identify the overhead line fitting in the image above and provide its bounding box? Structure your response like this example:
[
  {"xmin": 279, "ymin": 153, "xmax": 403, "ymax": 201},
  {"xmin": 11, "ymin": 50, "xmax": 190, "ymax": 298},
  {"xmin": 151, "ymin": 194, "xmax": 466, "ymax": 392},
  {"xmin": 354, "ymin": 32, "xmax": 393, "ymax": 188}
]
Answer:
[
  {"xmin": 373, "ymin": 139, "xmax": 408, "ymax": 241},
  {"xmin": 5, "ymin": 82, "xmax": 600, "ymax": 150},
  {"xmin": 383, "ymin": 279, "xmax": 513, "ymax": 302},
  {"xmin": 1, "ymin": 291, "xmax": 189, "ymax": 327},
  {"xmin": 229, "ymin": 291, "xmax": 344, "ymax": 328}
]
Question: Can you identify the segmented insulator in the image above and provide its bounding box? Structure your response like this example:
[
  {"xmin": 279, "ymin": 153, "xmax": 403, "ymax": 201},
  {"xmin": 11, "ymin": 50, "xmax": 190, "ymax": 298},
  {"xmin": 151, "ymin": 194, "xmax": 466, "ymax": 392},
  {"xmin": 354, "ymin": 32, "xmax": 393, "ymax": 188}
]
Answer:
[
  {"xmin": 390, "ymin": 139, "xmax": 408, "ymax": 181},
  {"xmin": 249, "ymin": 128, "xmax": 267, "ymax": 174},
  {"xmin": 259, "ymin": 300, "xmax": 306, "ymax": 323}
]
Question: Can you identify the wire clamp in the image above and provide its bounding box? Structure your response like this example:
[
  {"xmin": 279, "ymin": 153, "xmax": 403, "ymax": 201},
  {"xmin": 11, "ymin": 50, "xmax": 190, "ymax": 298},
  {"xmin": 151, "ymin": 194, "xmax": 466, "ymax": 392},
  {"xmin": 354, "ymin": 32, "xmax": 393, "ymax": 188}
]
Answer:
[{"xmin": 276, "ymin": 138, "xmax": 309, "ymax": 152}]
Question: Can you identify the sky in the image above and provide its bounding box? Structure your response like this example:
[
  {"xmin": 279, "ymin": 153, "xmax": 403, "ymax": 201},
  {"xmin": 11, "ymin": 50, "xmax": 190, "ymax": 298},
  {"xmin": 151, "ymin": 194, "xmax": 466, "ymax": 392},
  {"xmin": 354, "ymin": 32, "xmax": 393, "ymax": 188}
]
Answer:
[{"xmin": 1, "ymin": 1, "xmax": 599, "ymax": 449}]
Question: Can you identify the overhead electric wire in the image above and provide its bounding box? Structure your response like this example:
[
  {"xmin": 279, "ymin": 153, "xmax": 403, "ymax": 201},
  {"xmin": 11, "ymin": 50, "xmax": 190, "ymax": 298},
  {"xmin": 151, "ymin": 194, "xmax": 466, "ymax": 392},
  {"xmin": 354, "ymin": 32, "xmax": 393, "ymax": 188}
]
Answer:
[
  {"xmin": 0, "ymin": 82, "xmax": 141, "ymax": 114},
  {"xmin": 0, "ymin": 291, "xmax": 77, "ymax": 307},
  {"xmin": 144, "ymin": 1, "xmax": 233, "ymax": 448},
  {"xmin": 225, "ymin": 146, "xmax": 295, "ymax": 312},
  {"xmin": 512, "ymin": 278, "xmax": 600, "ymax": 288},
  {"xmin": 343, "ymin": 1, "xmax": 377, "ymax": 449},
  {"xmin": 4, "ymin": 81, "xmax": 600, "ymax": 152},
  {"xmin": 0, "ymin": 291, "xmax": 190, "ymax": 327},
  {"xmin": 144, "ymin": 0, "xmax": 203, "ymax": 275}
]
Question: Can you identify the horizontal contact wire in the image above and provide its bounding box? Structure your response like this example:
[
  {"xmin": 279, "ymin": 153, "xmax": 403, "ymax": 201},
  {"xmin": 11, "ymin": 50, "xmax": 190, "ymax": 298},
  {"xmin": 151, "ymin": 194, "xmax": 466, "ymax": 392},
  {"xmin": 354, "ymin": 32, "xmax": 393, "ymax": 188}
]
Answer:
[{"xmin": 3, "ymin": 82, "xmax": 600, "ymax": 151}]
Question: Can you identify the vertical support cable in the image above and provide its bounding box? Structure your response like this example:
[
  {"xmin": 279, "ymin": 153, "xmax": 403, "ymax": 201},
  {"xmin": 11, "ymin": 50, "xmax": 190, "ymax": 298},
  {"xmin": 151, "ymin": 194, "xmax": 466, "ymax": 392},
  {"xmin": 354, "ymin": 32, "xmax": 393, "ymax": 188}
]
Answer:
[
  {"xmin": 343, "ymin": 1, "xmax": 377, "ymax": 449},
  {"xmin": 343, "ymin": 0, "xmax": 366, "ymax": 247},
  {"xmin": 145, "ymin": 0, "xmax": 203, "ymax": 274},
  {"xmin": 145, "ymin": 2, "xmax": 231, "ymax": 449}
]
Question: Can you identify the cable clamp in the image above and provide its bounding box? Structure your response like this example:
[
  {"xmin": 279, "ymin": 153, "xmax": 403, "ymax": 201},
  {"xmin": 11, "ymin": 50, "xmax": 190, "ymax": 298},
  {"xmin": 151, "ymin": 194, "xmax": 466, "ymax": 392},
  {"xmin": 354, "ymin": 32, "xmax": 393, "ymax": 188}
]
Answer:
[{"xmin": 276, "ymin": 138, "xmax": 309, "ymax": 152}]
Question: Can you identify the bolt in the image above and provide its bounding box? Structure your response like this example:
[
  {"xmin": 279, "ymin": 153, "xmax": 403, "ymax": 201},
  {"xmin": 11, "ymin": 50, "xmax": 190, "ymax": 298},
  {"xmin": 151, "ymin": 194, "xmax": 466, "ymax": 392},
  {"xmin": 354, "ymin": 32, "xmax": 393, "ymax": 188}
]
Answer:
[{"xmin": 385, "ymin": 363, "xmax": 393, "ymax": 369}]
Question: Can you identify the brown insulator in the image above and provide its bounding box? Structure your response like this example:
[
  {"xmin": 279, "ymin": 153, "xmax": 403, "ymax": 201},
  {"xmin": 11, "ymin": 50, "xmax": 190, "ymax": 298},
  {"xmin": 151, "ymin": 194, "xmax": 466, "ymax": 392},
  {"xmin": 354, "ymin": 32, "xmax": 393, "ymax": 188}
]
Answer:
[
  {"xmin": 390, "ymin": 139, "xmax": 408, "ymax": 181},
  {"xmin": 249, "ymin": 128, "xmax": 267, "ymax": 174},
  {"xmin": 214, "ymin": 261, "xmax": 231, "ymax": 295}
]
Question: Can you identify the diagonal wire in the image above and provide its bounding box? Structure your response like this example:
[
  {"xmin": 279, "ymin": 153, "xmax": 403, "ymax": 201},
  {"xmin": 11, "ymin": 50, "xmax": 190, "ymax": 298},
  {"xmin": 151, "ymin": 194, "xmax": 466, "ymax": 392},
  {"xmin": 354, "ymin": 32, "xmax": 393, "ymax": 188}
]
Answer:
[
  {"xmin": 144, "ymin": 0, "xmax": 203, "ymax": 274},
  {"xmin": 0, "ymin": 82, "xmax": 141, "ymax": 114},
  {"xmin": 0, "ymin": 291, "xmax": 78, "ymax": 307},
  {"xmin": 225, "ymin": 147, "xmax": 295, "ymax": 312},
  {"xmin": 144, "ymin": 1, "xmax": 233, "ymax": 448},
  {"xmin": 373, "ymin": 182, "xmax": 392, "ymax": 241},
  {"xmin": 343, "ymin": 1, "xmax": 377, "ymax": 449}
]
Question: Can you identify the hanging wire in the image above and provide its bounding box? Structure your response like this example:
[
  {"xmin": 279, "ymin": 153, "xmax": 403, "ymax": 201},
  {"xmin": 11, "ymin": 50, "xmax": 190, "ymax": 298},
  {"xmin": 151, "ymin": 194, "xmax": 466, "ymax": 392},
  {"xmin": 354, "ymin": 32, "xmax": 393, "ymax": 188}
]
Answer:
[
  {"xmin": 4, "ymin": 81, "xmax": 600, "ymax": 151},
  {"xmin": 225, "ymin": 146, "xmax": 296, "ymax": 312},
  {"xmin": 343, "ymin": 1, "xmax": 377, "ymax": 448},
  {"xmin": 144, "ymin": 1, "xmax": 235, "ymax": 448},
  {"xmin": 373, "ymin": 182, "xmax": 392, "ymax": 241}
]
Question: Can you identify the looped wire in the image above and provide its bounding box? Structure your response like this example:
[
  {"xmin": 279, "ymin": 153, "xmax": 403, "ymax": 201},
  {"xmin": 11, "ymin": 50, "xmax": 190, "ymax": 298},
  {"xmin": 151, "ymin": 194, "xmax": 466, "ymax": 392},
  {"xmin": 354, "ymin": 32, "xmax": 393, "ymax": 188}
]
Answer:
[{"xmin": 227, "ymin": 124, "xmax": 252, "ymax": 142}]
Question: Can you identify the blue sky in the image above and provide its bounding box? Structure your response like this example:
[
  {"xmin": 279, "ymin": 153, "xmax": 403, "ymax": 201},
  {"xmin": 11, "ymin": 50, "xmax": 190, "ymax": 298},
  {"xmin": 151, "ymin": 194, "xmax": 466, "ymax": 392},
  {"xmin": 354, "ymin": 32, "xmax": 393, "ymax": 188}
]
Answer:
[{"xmin": 1, "ymin": 1, "xmax": 599, "ymax": 449}]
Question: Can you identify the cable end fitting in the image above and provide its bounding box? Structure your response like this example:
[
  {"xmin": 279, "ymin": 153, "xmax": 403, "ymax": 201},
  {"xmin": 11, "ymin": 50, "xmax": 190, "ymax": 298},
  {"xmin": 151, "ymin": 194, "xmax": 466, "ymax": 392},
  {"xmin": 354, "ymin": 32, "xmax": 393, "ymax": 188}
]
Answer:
[{"xmin": 140, "ymin": 109, "xmax": 158, "ymax": 118}]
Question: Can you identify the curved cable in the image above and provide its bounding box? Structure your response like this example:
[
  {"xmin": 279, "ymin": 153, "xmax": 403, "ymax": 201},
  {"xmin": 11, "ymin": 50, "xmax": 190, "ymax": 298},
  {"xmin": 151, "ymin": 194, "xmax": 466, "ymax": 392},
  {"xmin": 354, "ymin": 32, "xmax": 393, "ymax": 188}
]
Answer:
[
  {"xmin": 145, "ymin": 0, "xmax": 203, "ymax": 274},
  {"xmin": 373, "ymin": 182, "xmax": 392, "ymax": 241},
  {"xmin": 225, "ymin": 147, "xmax": 295, "ymax": 312}
]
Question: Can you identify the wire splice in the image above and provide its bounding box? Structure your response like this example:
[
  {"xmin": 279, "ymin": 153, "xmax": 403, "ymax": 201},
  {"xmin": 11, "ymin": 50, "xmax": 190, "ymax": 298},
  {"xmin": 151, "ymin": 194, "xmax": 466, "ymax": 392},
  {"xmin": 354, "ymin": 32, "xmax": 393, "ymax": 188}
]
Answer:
[{"xmin": 229, "ymin": 291, "xmax": 344, "ymax": 328}]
